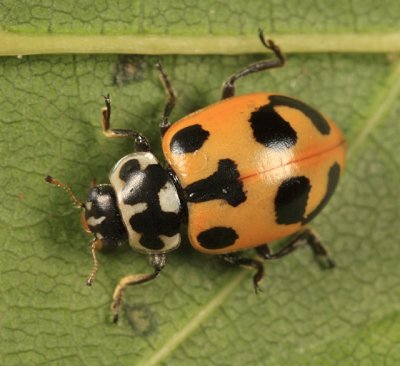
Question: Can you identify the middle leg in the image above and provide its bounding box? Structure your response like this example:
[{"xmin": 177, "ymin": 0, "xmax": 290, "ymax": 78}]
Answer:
[{"xmin": 222, "ymin": 254, "xmax": 264, "ymax": 293}]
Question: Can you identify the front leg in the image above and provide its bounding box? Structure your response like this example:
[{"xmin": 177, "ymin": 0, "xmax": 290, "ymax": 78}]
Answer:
[
  {"xmin": 101, "ymin": 94, "xmax": 151, "ymax": 152},
  {"xmin": 112, "ymin": 253, "xmax": 166, "ymax": 324}
]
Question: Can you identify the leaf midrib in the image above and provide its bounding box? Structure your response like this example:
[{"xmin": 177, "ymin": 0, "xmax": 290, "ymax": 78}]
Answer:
[{"xmin": 1, "ymin": 32, "xmax": 400, "ymax": 56}]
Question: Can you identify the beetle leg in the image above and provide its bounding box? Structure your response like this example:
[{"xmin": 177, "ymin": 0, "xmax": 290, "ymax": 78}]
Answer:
[
  {"xmin": 112, "ymin": 253, "xmax": 166, "ymax": 324},
  {"xmin": 101, "ymin": 94, "xmax": 151, "ymax": 152},
  {"xmin": 221, "ymin": 254, "xmax": 264, "ymax": 293},
  {"xmin": 256, "ymin": 227, "xmax": 335, "ymax": 269},
  {"xmin": 221, "ymin": 29, "xmax": 286, "ymax": 99},
  {"xmin": 156, "ymin": 61, "xmax": 177, "ymax": 136},
  {"xmin": 303, "ymin": 228, "xmax": 336, "ymax": 269}
]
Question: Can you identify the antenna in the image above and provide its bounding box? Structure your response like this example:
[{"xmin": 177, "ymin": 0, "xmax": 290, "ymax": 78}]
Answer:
[{"xmin": 45, "ymin": 176, "xmax": 84, "ymax": 208}]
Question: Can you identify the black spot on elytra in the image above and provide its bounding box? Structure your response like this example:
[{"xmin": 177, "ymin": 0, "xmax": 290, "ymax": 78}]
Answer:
[
  {"xmin": 197, "ymin": 227, "xmax": 238, "ymax": 250},
  {"xmin": 250, "ymin": 104, "xmax": 297, "ymax": 150},
  {"xmin": 85, "ymin": 185, "xmax": 127, "ymax": 249},
  {"xmin": 303, "ymin": 162, "xmax": 341, "ymax": 224},
  {"xmin": 119, "ymin": 160, "xmax": 181, "ymax": 250},
  {"xmin": 170, "ymin": 124, "xmax": 210, "ymax": 154},
  {"xmin": 269, "ymin": 95, "xmax": 331, "ymax": 135},
  {"xmin": 275, "ymin": 176, "xmax": 311, "ymax": 225},
  {"xmin": 184, "ymin": 159, "xmax": 246, "ymax": 207}
]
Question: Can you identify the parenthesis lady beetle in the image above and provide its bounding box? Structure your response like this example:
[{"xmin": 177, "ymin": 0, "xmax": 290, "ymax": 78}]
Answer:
[{"xmin": 45, "ymin": 29, "xmax": 346, "ymax": 324}]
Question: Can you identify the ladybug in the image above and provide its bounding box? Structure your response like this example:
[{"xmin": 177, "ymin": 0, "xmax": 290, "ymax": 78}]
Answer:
[{"xmin": 45, "ymin": 30, "xmax": 346, "ymax": 323}]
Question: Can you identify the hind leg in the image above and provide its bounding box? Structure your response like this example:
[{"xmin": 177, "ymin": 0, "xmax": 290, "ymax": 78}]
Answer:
[{"xmin": 221, "ymin": 29, "xmax": 285, "ymax": 99}]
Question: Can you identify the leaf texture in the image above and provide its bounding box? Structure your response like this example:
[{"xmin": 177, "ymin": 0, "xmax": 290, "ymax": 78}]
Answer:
[{"xmin": 1, "ymin": 2, "xmax": 400, "ymax": 366}]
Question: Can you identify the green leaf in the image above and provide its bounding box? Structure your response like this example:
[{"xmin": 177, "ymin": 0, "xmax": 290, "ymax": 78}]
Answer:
[
  {"xmin": 1, "ymin": 1, "xmax": 400, "ymax": 54},
  {"xmin": 1, "ymin": 2, "xmax": 400, "ymax": 366}
]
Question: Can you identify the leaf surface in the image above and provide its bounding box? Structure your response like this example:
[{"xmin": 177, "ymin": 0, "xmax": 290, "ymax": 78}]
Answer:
[{"xmin": 1, "ymin": 2, "xmax": 400, "ymax": 366}]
